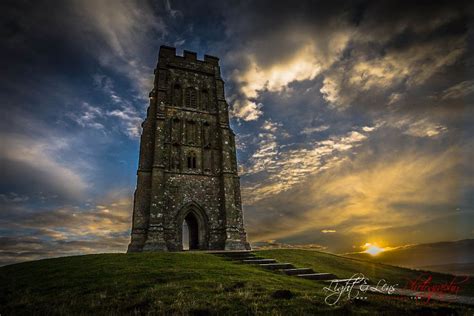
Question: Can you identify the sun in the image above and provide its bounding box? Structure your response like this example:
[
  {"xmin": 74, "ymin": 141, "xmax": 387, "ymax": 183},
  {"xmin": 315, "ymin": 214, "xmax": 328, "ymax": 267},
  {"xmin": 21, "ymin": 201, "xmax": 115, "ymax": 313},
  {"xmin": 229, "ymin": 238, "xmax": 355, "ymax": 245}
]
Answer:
[{"xmin": 363, "ymin": 243, "xmax": 384, "ymax": 256}]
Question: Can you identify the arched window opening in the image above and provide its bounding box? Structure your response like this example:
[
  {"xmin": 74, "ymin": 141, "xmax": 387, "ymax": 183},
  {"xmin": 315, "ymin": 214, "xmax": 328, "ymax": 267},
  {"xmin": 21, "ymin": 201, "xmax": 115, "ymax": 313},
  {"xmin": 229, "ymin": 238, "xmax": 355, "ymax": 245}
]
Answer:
[
  {"xmin": 203, "ymin": 148, "xmax": 211, "ymax": 172},
  {"xmin": 186, "ymin": 121, "xmax": 197, "ymax": 144},
  {"xmin": 171, "ymin": 118, "xmax": 180, "ymax": 144},
  {"xmin": 201, "ymin": 89, "xmax": 209, "ymax": 111},
  {"xmin": 185, "ymin": 87, "xmax": 197, "ymax": 108},
  {"xmin": 173, "ymin": 83, "xmax": 182, "ymax": 107},
  {"xmin": 203, "ymin": 122, "xmax": 211, "ymax": 147},
  {"xmin": 187, "ymin": 151, "xmax": 197, "ymax": 169},
  {"xmin": 171, "ymin": 145, "xmax": 180, "ymax": 170}
]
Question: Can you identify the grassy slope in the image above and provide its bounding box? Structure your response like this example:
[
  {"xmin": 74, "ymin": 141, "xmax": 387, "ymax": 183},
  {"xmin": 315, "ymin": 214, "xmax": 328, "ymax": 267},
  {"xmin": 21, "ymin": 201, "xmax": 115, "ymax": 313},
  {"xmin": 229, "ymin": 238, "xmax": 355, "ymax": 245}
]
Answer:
[
  {"xmin": 255, "ymin": 249, "xmax": 474, "ymax": 296},
  {"xmin": 0, "ymin": 250, "xmax": 472, "ymax": 315}
]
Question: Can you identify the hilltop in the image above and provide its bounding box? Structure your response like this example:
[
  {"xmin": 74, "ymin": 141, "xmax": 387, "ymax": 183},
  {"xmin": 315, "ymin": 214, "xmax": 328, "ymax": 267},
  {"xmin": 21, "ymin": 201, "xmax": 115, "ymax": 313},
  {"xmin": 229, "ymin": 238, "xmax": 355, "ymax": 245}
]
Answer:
[{"xmin": 1, "ymin": 249, "xmax": 473, "ymax": 315}]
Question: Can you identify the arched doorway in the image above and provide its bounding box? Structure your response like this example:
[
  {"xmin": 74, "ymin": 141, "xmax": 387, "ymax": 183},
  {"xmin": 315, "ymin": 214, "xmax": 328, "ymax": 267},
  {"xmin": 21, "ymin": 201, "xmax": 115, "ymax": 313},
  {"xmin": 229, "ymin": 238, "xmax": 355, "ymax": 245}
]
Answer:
[
  {"xmin": 177, "ymin": 202, "xmax": 209, "ymax": 251},
  {"xmin": 182, "ymin": 213, "xmax": 199, "ymax": 250}
]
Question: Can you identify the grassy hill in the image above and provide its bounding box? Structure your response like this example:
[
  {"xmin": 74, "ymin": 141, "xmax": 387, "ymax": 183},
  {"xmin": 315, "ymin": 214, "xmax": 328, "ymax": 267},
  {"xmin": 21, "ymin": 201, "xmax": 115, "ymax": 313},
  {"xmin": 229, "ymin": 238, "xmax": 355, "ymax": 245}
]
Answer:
[{"xmin": 1, "ymin": 249, "xmax": 473, "ymax": 315}]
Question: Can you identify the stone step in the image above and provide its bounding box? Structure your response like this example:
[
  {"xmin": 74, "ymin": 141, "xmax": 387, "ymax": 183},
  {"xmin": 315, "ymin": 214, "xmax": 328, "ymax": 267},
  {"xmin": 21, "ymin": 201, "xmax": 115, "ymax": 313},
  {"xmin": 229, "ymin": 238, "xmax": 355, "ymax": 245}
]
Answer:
[
  {"xmin": 218, "ymin": 252, "xmax": 257, "ymax": 258},
  {"xmin": 208, "ymin": 251, "xmax": 253, "ymax": 256},
  {"xmin": 282, "ymin": 268, "xmax": 314, "ymax": 275},
  {"xmin": 297, "ymin": 273, "xmax": 337, "ymax": 280},
  {"xmin": 224, "ymin": 253, "xmax": 257, "ymax": 258},
  {"xmin": 224, "ymin": 256, "xmax": 260, "ymax": 261},
  {"xmin": 211, "ymin": 252, "xmax": 256, "ymax": 259},
  {"xmin": 215, "ymin": 252, "xmax": 255, "ymax": 256},
  {"xmin": 236, "ymin": 256, "xmax": 260, "ymax": 260},
  {"xmin": 259, "ymin": 263, "xmax": 294, "ymax": 270},
  {"xmin": 242, "ymin": 258, "xmax": 277, "ymax": 264}
]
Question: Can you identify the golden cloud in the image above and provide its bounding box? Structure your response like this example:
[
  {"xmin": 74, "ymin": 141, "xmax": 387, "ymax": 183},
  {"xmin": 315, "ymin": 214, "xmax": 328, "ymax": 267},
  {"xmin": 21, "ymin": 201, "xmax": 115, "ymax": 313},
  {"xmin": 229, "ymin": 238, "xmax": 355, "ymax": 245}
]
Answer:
[
  {"xmin": 246, "ymin": 145, "xmax": 462, "ymax": 243},
  {"xmin": 231, "ymin": 32, "xmax": 350, "ymax": 120}
]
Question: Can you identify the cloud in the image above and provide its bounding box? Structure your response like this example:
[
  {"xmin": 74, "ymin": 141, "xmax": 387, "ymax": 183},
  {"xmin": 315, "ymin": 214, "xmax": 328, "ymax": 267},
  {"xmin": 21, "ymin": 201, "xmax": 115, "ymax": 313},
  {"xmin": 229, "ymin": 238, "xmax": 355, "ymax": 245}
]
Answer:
[
  {"xmin": 245, "ymin": 144, "xmax": 464, "ymax": 247},
  {"xmin": 301, "ymin": 125, "xmax": 330, "ymax": 135},
  {"xmin": 321, "ymin": 35, "xmax": 467, "ymax": 109},
  {"xmin": 362, "ymin": 126, "xmax": 376, "ymax": 132},
  {"xmin": 229, "ymin": 34, "xmax": 349, "ymax": 119},
  {"xmin": 165, "ymin": 0, "xmax": 183, "ymax": 19},
  {"xmin": 91, "ymin": 74, "xmax": 144, "ymax": 139},
  {"xmin": 230, "ymin": 99, "xmax": 263, "ymax": 121},
  {"xmin": 261, "ymin": 120, "xmax": 282, "ymax": 133},
  {"xmin": 0, "ymin": 190, "xmax": 132, "ymax": 266},
  {"xmin": 242, "ymin": 127, "xmax": 375, "ymax": 204},
  {"xmin": 107, "ymin": 105, "xmax": 143, "ymax": 139},
  {"xmin": 70, "ymin": 0, "xmax": 168, "ymax": 96},
  {"xmin": 0, "ymin": 193, "xmax": 30, "ymax": 203},
  {"xmin": 219, "ymin": 0, "xmax": 470, "ymax": 120},
  {"xmin": 93, "ymin": 74, "xmax": 124, "ymax": 104},
  {"xmin": 222, "ymin": 2, "xmax": 352, "ymax": 120},
  {"xmin": 403, "ymin": 120, "xmax": 448, "ymax": 138},
  {"xmin": 67, "ymin": 102, "xmax": 105, "ymax": 130},
  {"xmin": 379, "ymin": 116, "xmax": 449, "ymax": 138},
  {"xmin": 440, "ymin": 80, "xmax": 474, "ymax": 100},
  {"xmin": 0, "ymin": 133, "xmax": 88, "ymax": 201}
]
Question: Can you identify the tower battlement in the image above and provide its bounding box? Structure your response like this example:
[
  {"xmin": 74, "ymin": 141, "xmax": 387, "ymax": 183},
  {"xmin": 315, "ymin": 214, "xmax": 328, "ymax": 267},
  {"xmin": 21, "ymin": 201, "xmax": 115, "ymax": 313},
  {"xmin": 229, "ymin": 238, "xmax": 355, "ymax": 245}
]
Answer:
[{"xmin": 158, "ymin": 45, "xmax": 220, "ymax": 65}]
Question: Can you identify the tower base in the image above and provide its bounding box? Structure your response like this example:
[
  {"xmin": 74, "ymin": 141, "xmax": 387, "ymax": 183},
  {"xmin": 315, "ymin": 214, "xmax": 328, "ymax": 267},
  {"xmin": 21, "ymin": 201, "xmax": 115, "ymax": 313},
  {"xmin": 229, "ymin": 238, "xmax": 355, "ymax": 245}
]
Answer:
[{"xmin": 225, "ymin": 239, "xmax": 251, "ymax": 251}]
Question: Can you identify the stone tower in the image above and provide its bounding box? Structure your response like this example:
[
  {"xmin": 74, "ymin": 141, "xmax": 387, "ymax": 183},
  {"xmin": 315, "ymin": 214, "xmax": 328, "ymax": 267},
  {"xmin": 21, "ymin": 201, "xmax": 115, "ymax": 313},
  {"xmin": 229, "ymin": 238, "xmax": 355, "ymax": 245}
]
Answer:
[{"xmin": 127, "ymin": 46, "xmax": 250, "ymax": 252}]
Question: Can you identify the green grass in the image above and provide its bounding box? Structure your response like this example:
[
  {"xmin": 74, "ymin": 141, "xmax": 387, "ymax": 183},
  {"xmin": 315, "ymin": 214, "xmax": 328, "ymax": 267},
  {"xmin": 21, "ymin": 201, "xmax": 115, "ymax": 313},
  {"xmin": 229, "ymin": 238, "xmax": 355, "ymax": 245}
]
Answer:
[
  {"xmin": 255, "ymin": 249, "xmax": 474, "ymax": 296},
  {"xmin": 0, "ymin": 250, "xmax": 472, "ymax": 315}
]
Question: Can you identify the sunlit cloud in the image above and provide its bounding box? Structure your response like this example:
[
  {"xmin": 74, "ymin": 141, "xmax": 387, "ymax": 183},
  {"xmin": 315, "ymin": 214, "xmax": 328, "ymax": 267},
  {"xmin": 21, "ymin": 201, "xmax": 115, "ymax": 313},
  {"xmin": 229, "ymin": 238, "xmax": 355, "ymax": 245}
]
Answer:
[
  {"xmin": 230, "ymin": 99, "xmax": 263, "ymax": 122},
  {"xmin": 301, "ymin": 125, "xmax": 330, "ymax": 135},
  {"xmin": 0, "ymin": 190, "xmax": 132, "ymax": 265},
  {"xmin": 242, "ymin": 128, "xmax": 374, "ymax": 203},
  {"xmin": 245, "ymin": 144, "xmax": 463, "ymax": 244},
  {"xmin": 379, "ymin": 116, "xmax": 448, "ymax": 138},
  {"xmin": 230, "ymin": 31, "xmax": 350, "ymax": 120}
]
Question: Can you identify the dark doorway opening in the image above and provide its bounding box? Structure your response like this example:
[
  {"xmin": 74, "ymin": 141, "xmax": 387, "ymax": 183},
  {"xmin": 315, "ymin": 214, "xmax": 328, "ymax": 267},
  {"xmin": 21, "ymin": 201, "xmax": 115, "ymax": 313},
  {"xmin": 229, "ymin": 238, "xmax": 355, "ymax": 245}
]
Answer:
[{"xmin": 183, "ymin": 213, "xmax": 199, "ymax": 250}]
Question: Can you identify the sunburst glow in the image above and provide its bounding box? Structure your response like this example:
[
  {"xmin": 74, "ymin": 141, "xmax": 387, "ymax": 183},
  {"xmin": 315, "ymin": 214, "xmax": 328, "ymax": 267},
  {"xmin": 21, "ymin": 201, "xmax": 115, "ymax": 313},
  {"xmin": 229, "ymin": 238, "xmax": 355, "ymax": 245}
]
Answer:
[{"xmin": 363, "ymin": 243, "xmax": 384, "ymax": 256}]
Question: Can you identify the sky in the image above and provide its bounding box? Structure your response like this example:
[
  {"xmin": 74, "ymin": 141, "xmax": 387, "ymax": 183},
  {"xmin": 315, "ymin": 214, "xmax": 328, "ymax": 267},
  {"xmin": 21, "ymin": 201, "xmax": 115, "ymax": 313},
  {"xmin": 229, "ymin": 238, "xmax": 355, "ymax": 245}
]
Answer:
[{"xmin": 1, "ymin": 0, "xmax": 473, "ymax": 265}]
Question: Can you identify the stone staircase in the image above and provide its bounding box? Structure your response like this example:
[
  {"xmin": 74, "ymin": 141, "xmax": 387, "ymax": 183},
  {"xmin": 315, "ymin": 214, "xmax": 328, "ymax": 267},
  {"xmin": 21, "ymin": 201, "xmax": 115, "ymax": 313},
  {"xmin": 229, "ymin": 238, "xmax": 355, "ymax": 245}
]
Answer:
[
  {"xmin": 210, "ymin": 250, "xmax": 338, "ymax": 281},
  {"xmin": 210, "ymin": 251, "xmax": 474, "ymax": 306}
]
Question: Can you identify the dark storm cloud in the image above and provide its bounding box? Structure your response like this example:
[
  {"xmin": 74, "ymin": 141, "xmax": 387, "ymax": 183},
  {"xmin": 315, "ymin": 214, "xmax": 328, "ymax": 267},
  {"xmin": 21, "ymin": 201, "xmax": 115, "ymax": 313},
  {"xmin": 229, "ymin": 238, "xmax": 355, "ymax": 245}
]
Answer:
[
  {"xmin": 0, "ymin": 0, "xmax": 166, "ymax": 207},
  {"xmin": 215, "ymin": 0, "xmax": 473, "ymax": 123}
]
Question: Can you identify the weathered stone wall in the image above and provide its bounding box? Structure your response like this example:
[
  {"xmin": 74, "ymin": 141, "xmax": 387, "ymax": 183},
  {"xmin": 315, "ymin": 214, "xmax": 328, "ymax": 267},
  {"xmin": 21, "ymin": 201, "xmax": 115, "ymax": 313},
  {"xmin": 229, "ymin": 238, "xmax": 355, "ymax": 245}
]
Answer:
[
  {"xmin": 163, "ymin": 174, "xmax": 224, "ymax": 250},
  {"xmin": 128, "ymin": 45, "xmax": 250, "ymax": 252}
]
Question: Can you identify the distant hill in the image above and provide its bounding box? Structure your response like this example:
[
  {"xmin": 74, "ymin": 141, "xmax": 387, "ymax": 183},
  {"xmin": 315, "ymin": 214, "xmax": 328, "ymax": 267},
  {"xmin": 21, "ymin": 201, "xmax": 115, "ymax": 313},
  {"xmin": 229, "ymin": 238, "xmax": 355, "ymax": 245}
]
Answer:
[
  {"xmin": 1, "ymin": 249, "xmax": 473, "ymax": 314},
  {"xmin": 418, "ymin": 263, "xmax": 474, "ymax": 276},
  {"xmin": 345, "ymin": 239, "xmax": 474, "ymax": 275}
]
